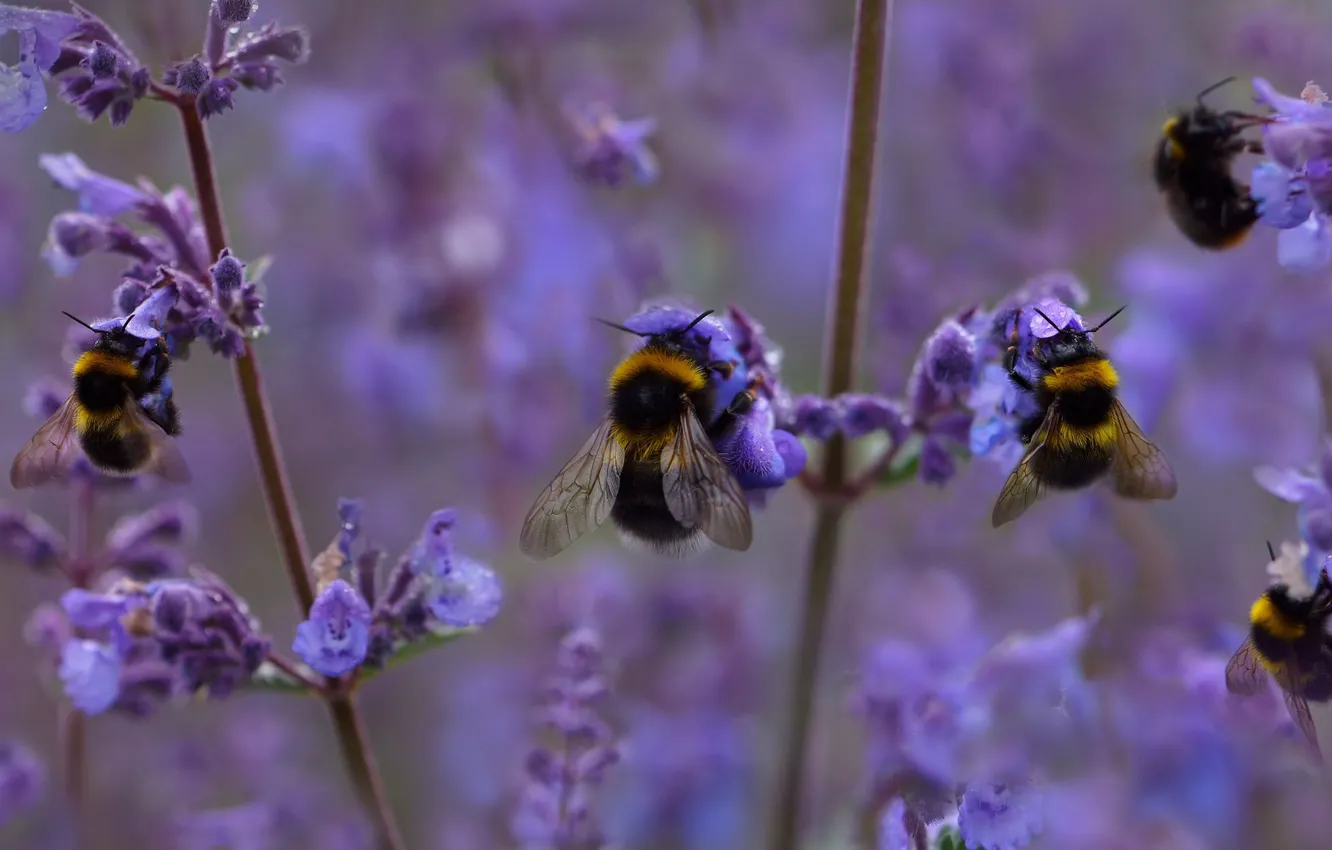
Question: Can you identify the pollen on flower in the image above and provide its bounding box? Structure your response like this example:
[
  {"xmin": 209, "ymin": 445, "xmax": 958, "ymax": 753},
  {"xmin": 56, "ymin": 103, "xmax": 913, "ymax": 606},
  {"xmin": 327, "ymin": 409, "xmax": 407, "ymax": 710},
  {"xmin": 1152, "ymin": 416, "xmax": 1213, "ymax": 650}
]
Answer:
[{"xmin": 1302, "ymin": 81, "xmax": 1329, "ymax": 104}]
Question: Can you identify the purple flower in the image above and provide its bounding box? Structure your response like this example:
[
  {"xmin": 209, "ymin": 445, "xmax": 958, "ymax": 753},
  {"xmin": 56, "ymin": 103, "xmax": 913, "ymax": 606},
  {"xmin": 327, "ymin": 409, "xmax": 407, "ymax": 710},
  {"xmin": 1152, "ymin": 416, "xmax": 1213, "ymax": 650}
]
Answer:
[
  {"xmin": 878, "ymin": 798, "xmax": 911, "ymax": 850},
  {"xmin": 0, "ymin": 508, "xmax": 65, "ymax": 572},
  {"xmin": 198, "ymin": 77, "xmax": 239, "ymax": 119},
  {"xmin": 169, "ymin": 57, "xmax": 211, "ymax": 96},
  {"xmin": 61, "ymin": 587, "xmax": 143, "ymax": 633},
  {"xmin": 335, "ymin": 498, "xmax": 363, "ymax": 560},
  {"xmin": 59, "ymin": 638, "xmax": 121, "ymax": 714},
  {"xmin": 840, "ymin": 394, "xmax": 911, "ymax": 442},
  {"xmin": 568, "ymin": 103, "xmax": 658, "ymax": 187},
  {"xmin": 148, "ymin": 569, "xmax": 270, "ymax": 700},
  {"xmin": 292, "ymin": 579, "xmax": 371, "ymax": 678},
  {"xmin": 512, "ymin": 627, "xmax": 620, "ymax": 849},
  {"xmin": 82, "ymin": 40, "xmax": 116, "ymax": 78},
  {"xmin": 39, "ymin": 152, "xmax": 148, "ymax": 216},
  {"xmin": 792, "ymin": 395, "xmax": 841, "ymax": 439},
  {"xmin": 0, "ymin": 5, "xmax": 81, "ymax": 132},
  {"xmin": 957, "ymin": 777, "xmax": 1044, "ymax": 850},
  {"xmin": 0, "ymin": 741, "xmax": 44, "ymax": 824},
  {"xmin": 1249, "ymin": 77, "xmax": 1332, "ymax": 270},
  {"xmin": 223, "ymin": 22, "xmax": 310, "ymax": 93},
  {"xmin": 427, "ymin": 557, "xmax": 503, "ymax": 628},
  {"xmin": 924, "ymin": 320, "xmax": 978, "ymax": 390},
  {"xmin": 212, "ymin": 0, "xmax": 256, "ymax": 25},
  {"xmin": 407, "ymin": 508, "xmax": 458, "ymax": 577}
]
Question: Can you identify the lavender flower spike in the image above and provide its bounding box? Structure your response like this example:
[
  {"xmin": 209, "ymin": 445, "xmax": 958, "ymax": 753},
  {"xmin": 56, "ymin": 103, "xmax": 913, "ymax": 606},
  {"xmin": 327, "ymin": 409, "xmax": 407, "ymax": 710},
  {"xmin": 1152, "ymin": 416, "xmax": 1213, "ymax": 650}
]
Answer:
[
  {"xmin": 1249, "ymin": 77, "xmax": 1332, "ymax": 271},
  {"xmin": 0, "ymin": 741, "xmax": 45, "ymax": 825},
  {"xmin": 512, "ymin": 628, "xmax": 621, "ymax": 849}
]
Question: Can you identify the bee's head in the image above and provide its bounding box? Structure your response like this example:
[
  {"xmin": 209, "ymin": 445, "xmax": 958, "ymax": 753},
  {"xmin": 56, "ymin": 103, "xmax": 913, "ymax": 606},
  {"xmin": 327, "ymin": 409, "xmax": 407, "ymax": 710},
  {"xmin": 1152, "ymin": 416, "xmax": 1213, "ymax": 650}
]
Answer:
[
  {"xmin": 62, "ymin": 310, "xmax": 149, "ymax": 359},
  {"xmin": 1032, "ymin": 305, "xmax": 1124, "ymax": 361},
  {"xmin": 597, "ymin": 309, "xmax": 716, "ymax": 355}
]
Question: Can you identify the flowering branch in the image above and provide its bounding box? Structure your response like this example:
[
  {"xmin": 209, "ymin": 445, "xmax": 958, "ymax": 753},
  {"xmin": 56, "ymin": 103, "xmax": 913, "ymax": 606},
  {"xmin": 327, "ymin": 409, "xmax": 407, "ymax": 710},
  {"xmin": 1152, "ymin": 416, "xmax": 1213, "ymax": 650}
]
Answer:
[
  {"xmin": 173, "ymin": 96, "xmax": 315, "ymax": 611},
  {"xmin": 170, "ymin": 92, "xmax": 401, "ymax": 850},
  {"xmin": 769, "ymin": 1, "xmax": 891, "ymax": 848}
]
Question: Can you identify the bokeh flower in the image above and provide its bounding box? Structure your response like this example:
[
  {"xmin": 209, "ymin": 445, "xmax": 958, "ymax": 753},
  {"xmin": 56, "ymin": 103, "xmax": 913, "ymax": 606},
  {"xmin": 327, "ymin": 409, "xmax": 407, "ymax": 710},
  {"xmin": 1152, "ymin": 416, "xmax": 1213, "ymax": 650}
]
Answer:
[
  {"xmin": 1249, "ymin": 77, "xmax": 1332, "ymax": 270},
  {"xmin": 0, "ymin": 741, "xmax": 44, "ymax": 825},
  {"xmin": 511, "ymin": 627, "xmax": 621, "ymax": 849}
]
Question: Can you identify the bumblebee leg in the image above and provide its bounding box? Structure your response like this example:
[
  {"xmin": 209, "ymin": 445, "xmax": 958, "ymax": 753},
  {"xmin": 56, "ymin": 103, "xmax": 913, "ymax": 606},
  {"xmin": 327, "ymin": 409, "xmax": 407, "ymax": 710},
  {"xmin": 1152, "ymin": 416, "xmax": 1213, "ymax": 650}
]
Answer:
[
  {"xmin": 1017, "ymin": 411, "xmax": 1044, "ymax": 445},
  {"xmin": 706, "ymin": 383, "xmax": 759, "ymax": 439},
  {"xmin": 137, "ymin": 342, "xmax": 172, "ymax": 394}
]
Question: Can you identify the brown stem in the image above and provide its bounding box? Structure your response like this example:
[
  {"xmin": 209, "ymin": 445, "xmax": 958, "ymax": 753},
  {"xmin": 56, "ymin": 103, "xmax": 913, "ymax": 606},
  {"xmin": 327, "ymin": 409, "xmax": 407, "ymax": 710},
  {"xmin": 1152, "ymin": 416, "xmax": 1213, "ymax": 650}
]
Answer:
[
  {"xmin": 60, "ymin": 706, "xmax": 86, "ymax": 813},
  {"xmin": 62, "ymin": 475, "xmax": 95, "ymax": 833},
  {"xmin": 176, "ymin": 102, "xmax": 314, "ymax": 612},
  {"xmin": 327, "ymin": 696, "xmax": 405, "ymax": 850},
  {"xmin": 175, "ymin": 101, "xmax": 403, "ymax": 850},
  {"xmin": 768, "ymin": 1, "xmax": 890, "ymax": 848},
  {"xmin": 264, "ymin": 651, "xmax": 326, "ymax": 694}
]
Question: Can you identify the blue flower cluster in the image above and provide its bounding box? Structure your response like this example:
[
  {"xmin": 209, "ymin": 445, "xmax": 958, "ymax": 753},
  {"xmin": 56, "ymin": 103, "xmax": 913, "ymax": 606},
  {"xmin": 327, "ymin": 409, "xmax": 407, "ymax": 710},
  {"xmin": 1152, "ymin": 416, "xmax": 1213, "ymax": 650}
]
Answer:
[
  {"xmin": 1249, "ymin": 78, "xmax": 1332, "ymax": 271},
  {"xmin": 38, "ymin": 153, "xmax": 267, "ymax": 360},
  {"xmin": 292, "ymin": 501, "xmax": 503, "ymax": 678},
  {"xmin": 0, "ymin": 1, "xmax": 306, "ymax": 131},
  {"xmin": 511, "ymin": 627, "xmax": 621, "ymax": 849}
]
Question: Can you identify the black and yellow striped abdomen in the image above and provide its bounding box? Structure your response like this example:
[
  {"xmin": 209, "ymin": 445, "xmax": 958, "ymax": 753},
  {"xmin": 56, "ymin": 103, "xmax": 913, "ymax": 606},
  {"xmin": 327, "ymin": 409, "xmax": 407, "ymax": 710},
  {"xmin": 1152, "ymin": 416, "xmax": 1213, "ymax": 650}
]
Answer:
[{"xmin": 1029, "ymin": 356, "xmax": 1118, "ymax": 489}]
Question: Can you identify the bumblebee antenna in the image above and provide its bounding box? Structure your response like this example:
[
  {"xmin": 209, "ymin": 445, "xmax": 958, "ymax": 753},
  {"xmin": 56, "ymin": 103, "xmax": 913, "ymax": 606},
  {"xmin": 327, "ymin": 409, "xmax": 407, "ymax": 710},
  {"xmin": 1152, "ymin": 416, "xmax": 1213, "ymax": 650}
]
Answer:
[
  {"xmin": 680, "ymin": 309, "xmax": 715, "ymax": 333},
  {"xmin": 1031, "ymin": 307, "xmax": 1064, "ymax": 334},
  {"xmin": 1266, "ymin": 540, "xmax": 1277, "ymax": 561},
  {"xmin": 1087, "ymin": 305, "xmax": 1127, "ymax": 333},
  {"xmin": 121, "ymin": 309, "xmax": 137, "ymax": 332},
  {"xmin": 594, "ymin": 317, "xmax": 650, "ymax": 337},
  {"xmin": 61, "ymin": 311, "xmax": 101, "ymax": 334},
  {"xmin": 1196, "ymin": 76, "xmax": 1237, "ymax": 105}
]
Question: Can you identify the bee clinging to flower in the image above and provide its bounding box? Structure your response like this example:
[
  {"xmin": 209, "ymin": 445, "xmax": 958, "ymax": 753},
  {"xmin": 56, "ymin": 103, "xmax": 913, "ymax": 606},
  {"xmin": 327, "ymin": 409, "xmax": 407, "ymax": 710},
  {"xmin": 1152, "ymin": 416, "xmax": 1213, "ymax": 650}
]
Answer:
[
  {"xmin": 1154, "ymin": 76, "xmax": 1273, "ymax": 249},
  {"xmin": 991, "ymin": 305, "xmax": 1176, "ymax": 527},
  {"xmin": 1226, "ymin": 543, "xmax": 1332, "ymax": 763},
  {"xmin": 520, "ymin": 309, "xmax": 759, "ymax": 559},
  {"xmin": 10, "ymin": 311, "xmax": 189, "ymax": 489}
]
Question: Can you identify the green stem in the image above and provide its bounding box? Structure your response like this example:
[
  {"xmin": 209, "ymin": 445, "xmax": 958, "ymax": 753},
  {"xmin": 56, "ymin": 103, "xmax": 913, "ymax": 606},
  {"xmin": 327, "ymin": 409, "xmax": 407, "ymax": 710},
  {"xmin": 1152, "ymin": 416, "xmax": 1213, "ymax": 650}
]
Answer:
[
  {"xmin": 175, "ymin": 100, "xmax": 404, "ymax": 850},
  {"xmin": 768, "ymin": 1, "xmax": 891, "ymax": 847}
]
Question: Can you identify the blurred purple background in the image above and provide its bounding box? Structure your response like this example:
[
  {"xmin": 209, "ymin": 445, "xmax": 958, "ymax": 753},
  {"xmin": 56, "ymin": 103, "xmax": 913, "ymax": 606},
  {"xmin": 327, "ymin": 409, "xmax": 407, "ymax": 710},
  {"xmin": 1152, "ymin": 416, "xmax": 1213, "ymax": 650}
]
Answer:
[{"xmin": 4, "ymin": 0, "xmax": 1332, "ymax": 848}]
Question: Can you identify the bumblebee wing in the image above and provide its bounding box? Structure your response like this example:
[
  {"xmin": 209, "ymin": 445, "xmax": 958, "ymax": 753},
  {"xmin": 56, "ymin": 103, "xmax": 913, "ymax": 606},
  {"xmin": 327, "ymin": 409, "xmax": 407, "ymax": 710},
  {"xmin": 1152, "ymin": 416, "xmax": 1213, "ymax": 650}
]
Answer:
[
  {"xmin": 1224, "ymin": 638, "xmax": 1268, "ymax": 696},
  {"xmin": 9, "ymin": 397, "xmax": 81, "ymax": 489},
  {"xmin": 660, "ymin": 402, "xmax": 752, "ymax": 552},
  {"xmin": 1108, "ymin": 401, "xmax": 1177, "ymax": 500},
  {"xmin": 519, "ymin": 416, "xmax": 625, "ymax": 560},
  {"xmin": 1272, "ymin": 661, "xmax": 1324, "ymax": 763},
  {"xmin": 990, "ymin": 403, "xmax": 1061, "ymax": 528},
  {"xmin": 123, "ymin": 398, "xmax": 191, "ymax": 484}
]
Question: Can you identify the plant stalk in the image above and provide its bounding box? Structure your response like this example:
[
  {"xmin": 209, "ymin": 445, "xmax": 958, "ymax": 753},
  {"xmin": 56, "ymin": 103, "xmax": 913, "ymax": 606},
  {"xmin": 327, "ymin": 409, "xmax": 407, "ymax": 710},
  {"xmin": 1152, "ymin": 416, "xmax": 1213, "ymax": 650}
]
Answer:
[
  {"xmin": 175, "ymin": 100, "xmax": 403, "ymax": 850},
  {"xmin": 62, "ymin": 475, "xmax": 95, "ymax": 826},
  {"xmin": 768, "ymin": 0, "xmax": 891, "ymax": 847}
]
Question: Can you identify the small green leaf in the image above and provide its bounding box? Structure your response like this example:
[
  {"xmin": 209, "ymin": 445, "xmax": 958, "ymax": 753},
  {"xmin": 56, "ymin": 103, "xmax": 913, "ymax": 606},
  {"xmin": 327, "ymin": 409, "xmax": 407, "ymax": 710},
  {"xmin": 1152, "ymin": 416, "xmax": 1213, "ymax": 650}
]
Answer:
[
  {"xmin": 355, "ymin": 625, "xmax": 475, "ymax": 686},
  {"xmin": 934, "ymin": 825, "xmax": 967, "ymax": 850},
  {"xmin": 879, "ymin": 435, "xmax": 923, "ymax": 487},
  {"xmin": 246, "ymin": 660, "xmax": 316, "ymax": 696}
]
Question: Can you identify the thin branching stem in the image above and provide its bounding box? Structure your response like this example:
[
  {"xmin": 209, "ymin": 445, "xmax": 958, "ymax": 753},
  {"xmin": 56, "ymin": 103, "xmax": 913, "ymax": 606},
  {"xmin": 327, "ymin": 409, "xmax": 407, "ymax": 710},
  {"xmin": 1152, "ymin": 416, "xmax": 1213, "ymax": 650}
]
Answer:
[
  {"xmin": 769, "ymin": 1, "xmax": 891, "ymax": 847},
  {"xmin": 174, "ymin": 98, "xmax": 405, "ymax": 850}
]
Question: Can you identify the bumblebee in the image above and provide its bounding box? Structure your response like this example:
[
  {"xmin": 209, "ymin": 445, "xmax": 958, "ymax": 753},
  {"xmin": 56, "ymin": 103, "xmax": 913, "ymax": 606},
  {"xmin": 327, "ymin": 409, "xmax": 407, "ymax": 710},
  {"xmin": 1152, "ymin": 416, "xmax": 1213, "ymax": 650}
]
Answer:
[
  {"xmin": 1226, "ymin": 547, "xmax": 1332, "ymax": 762},
  {"xmin": 520, "ymin": 309, "xmax": 754, "ymax": 559},
  {"xmin": 990, "ymin": 307, "xmax": 1177, "ymax": 527},
  {"xmin": 10, "ymin": 312, "xmax": 189, "ymax": 488},
  {"xmin": 1154, "ymin": 76, "xmax": 1270, "ymax": 249}
]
